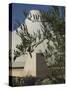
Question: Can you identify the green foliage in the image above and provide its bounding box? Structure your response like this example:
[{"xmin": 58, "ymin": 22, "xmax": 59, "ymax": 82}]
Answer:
[
  {"xmin": 14, "ymin": 6, "xmax": 65, "ymax": 69},
  {"xmin": 42, "ymin": 7, "xmax": 65, "ymax": 67},
  {"xmin": 9, "ymin": 75, "xmax": 65, "ymax": 86}
]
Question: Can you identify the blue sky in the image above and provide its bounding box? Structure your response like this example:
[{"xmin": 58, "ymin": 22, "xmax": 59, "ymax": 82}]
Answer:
[{"xmin": 10, "ymin": 3, "xmax": 65, "ymax": 31}]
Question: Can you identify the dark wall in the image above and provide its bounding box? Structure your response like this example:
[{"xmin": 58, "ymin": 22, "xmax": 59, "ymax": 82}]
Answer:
[{"xmin": 36, "ymin": 53, "xmax": 48, "ymax": 78}]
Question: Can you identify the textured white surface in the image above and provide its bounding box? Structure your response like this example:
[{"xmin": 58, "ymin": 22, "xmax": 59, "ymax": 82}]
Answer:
[
  {"xmin": 25, "ymin": 10, "xmax": 44, "ymax": 35},
  {"xmin": 24, "ymin": 53, "xmax": 36, "ymax": 77},
  {"xmin": 9, "ymin": 31, "xmax": 26, "ymax": 67}
]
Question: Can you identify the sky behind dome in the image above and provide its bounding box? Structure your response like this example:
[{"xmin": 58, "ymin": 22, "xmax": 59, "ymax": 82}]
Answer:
[
  {"xmin": 11, "ymin": 3, "xmax": 53, "ymax": 31},
  {"xmin": 10, "ymin": 3, "xmax": 65, "ymax": 31}
]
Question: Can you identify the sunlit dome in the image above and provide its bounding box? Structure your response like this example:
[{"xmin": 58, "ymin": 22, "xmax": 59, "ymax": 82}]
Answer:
[{"xmin": 27, "ymin": 10, "xmax": 42, "ymax": 22}]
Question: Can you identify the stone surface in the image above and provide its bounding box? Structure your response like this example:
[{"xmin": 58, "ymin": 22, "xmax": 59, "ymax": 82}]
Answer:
[{"xmin": 24, "ymin": 53, "xmax": 48, "ymax": 78}]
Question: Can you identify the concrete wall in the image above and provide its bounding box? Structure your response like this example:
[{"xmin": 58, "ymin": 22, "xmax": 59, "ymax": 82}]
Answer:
[
  {"xmin": 9, "ymin": 53, "xmax": 48, "ymax": 78},
  {"xmin": 36, "ymin": 53, "xmax": 48, "ymax": 78},
  {"xmin": 9, "ymin": 68, "xmax": 25, "ymax": 77}
]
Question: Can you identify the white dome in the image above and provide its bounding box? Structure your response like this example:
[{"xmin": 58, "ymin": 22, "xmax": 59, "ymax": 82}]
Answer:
[
  {"xmin": 29, "ymin": 10, "xmax": 41, "ymax": 16},
  {"xmin": 27, "ymin": 10, "xmax": 42, "ymax": 22},
  {"xmin": 25, "ymin": 10, "xmax": 44, "ymax": 35}
]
